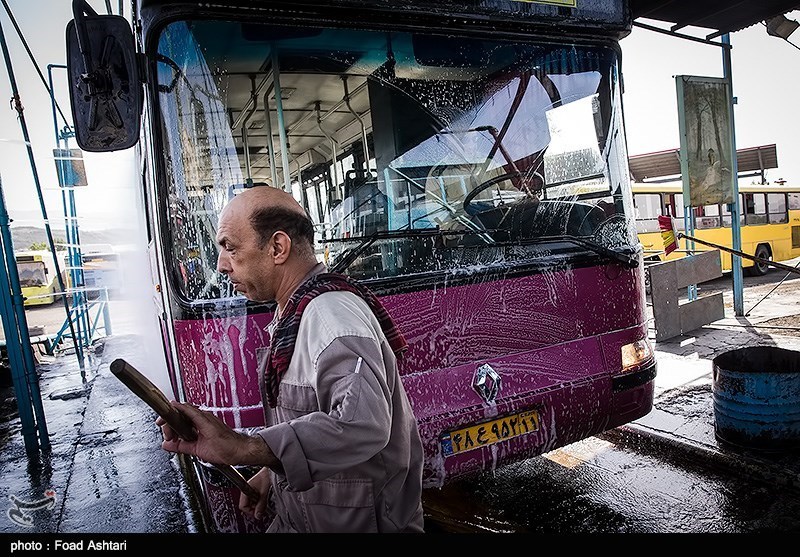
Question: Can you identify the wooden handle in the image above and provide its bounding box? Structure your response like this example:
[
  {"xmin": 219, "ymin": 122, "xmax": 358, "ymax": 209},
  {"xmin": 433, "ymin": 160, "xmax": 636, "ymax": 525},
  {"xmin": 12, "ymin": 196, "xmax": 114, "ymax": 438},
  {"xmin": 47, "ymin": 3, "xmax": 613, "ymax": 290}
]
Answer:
[
  {"xmin": 678, "ymin": 233, "xmax": 800, "ymax": 276},
  {"xmin": 109, "ymin": 358, "xmax": 260, "ymax": 503},
  {"xmin": 110, "ymin": 358, "xmax": 197, "ymax": 440}
]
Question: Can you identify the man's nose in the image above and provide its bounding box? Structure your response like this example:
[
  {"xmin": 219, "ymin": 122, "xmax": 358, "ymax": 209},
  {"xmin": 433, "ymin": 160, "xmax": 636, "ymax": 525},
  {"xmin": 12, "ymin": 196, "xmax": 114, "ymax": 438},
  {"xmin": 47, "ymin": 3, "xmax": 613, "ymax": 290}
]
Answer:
[{"xmin": 217, "ymin": 251, "xmax": 230, "ymax": 274}]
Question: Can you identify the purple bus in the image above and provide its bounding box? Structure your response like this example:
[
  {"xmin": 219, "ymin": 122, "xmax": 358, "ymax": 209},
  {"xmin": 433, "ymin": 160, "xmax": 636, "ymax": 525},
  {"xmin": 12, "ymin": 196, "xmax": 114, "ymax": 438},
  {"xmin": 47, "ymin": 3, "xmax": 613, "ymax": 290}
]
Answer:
[{"xmin": 66, "ymin": 0, "xmax": 655, "ymax": 532}]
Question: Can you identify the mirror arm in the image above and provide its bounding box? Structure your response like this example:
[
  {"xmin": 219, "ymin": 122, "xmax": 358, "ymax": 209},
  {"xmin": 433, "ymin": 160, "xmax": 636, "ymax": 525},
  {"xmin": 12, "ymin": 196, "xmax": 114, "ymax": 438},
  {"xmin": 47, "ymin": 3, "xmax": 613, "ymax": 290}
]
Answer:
[
  {"xmin": 136, "ymin": 52, "xmax": 148, "ymax": 84},
  {"xmin": 72, "ymin": 0, "xmax": 98, "ymax": 92}
]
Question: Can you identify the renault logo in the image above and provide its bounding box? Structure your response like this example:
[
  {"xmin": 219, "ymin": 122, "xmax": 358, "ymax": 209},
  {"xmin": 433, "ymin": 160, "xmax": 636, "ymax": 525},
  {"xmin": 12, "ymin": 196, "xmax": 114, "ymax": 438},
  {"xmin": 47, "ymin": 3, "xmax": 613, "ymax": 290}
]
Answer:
[{"xmin": 473, "ymin": 363, "xmax": 501, "ymax": 403}]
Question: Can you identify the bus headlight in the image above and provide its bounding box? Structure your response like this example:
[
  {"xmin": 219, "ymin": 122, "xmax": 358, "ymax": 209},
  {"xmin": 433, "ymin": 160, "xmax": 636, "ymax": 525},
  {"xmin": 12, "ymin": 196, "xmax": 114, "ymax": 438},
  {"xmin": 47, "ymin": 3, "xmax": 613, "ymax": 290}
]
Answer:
[{"xmin": 621, "ymin": 338, "xmax": 654, "ymax": 372}]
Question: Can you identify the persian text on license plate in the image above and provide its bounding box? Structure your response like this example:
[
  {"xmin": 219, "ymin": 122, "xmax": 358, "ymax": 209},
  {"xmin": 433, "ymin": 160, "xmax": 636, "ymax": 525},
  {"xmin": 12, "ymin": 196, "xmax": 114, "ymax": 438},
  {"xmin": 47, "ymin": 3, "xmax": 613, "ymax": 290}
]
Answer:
[{"xmin": 440, "ymin": 409, "xmax": 541, "ymax": 457}]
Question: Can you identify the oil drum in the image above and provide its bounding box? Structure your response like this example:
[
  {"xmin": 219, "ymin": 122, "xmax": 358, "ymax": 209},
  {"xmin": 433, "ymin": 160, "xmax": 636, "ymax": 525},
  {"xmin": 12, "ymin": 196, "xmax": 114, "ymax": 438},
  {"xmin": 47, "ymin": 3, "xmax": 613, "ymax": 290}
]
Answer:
[{"xmin": 712, "ymin": 346, "xmax": 800, "ymax": 452}]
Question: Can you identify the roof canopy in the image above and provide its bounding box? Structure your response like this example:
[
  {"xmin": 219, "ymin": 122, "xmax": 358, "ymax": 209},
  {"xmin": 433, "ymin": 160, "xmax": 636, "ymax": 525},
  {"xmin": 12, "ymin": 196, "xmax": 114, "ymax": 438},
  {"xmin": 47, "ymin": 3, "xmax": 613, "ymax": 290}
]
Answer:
[
  {"xmin": 629, "ymin": 144, "xmax": 779, "ymax": 182},
  {"xmin": 630, "ymin": 1, "xmax": 800, "ymax": 39}
]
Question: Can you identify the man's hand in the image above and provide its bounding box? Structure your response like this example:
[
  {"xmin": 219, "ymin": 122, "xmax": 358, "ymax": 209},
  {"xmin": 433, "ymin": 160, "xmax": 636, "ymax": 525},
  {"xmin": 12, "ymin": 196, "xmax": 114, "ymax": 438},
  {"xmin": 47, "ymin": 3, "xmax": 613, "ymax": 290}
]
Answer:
[
  {"xmin": 156, "ymin": 401, "xmax": 246, "ymax": 465},
  {"xmin": 239, "ymin": 467, "xmax": 272, "ymax": 520},
  {"xmin": 155, "ymin": 401, "xmax": 280, "ymax": 468}
]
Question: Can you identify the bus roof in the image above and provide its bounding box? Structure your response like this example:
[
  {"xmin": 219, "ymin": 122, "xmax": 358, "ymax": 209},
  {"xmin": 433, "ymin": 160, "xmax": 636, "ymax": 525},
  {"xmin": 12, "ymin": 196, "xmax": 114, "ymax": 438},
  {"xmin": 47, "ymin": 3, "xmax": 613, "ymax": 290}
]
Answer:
[
  {"xmin": 15, "ymin": 250, "xmax": 54, "ymax": 260},
  {"xmin": 137, "ymin": 0, "xmax": 632, "ymax": 38}
]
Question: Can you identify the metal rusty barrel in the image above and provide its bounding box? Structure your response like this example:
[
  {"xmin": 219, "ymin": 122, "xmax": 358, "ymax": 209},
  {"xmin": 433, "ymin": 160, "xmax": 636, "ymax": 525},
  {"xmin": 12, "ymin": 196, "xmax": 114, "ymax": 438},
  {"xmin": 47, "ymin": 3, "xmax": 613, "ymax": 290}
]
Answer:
[{"xmin": 712, "ymin": 346, "xmax": 800, "ymax": 452}]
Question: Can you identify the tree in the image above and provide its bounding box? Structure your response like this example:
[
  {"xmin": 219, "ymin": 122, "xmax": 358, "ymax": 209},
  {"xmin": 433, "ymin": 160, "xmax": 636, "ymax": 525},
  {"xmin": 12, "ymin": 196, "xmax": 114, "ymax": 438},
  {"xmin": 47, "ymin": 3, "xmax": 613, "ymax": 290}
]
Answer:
[{"xmin": 27, "ymin": 238, "xmax": 67, "ymax": 251}]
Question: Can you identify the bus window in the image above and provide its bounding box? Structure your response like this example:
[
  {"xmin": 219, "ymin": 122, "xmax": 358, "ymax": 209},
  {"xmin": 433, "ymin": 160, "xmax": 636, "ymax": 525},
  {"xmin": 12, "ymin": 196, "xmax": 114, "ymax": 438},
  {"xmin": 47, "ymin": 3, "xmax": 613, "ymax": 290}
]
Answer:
[
  {"xmin": 664, "ymin": 195, "xmax": 685, "ymax": 230},
  {"xmin": 695, "ymin": 204, "xmax": 720, "ymax": 229},
  {"xmin": 768, "ymin": 193, "xmax": 788, "ymax": 224},
  {"xmin": 635, "ymin": 185, "xmax": 800, "ymax": 274},
  {"xmin": 721, "ymin": 193, "xmax": 745, "ymax": 227},
  {"xmin": 15, "ymin": 251, "xmax": 63, "ymax": 306},
  {"xmin": 18, "ymin": 260, "xmax": 47, "ymax": 288},
  {"xmin": 633, "ymin": 193, "xmax": 661, "ymax": 233},
  {"xmin": 744, "ymin": 192, "xmax": 768, "ymax": 225}
]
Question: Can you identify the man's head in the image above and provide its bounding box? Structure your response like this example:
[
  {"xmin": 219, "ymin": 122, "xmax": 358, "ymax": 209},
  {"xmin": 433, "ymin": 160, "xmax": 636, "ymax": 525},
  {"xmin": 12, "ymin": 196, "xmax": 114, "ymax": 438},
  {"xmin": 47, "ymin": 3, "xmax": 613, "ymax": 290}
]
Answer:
[{"xmin": 216, "ymin": 186, "xmax": 317, "ymax": 303}]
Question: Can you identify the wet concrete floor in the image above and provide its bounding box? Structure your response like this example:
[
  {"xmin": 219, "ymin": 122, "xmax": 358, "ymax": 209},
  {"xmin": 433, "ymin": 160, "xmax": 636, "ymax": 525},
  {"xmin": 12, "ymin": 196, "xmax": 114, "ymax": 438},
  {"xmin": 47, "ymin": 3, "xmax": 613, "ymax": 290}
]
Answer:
[{"xmin": 0, "ymin": 334, "xmax": 199, "ymax": 534}]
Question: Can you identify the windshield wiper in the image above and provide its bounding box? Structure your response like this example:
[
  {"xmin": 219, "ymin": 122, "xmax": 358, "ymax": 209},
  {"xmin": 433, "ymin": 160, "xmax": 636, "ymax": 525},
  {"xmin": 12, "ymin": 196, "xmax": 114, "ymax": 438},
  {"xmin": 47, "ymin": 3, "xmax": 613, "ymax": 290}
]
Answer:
[{"xmin": 559, "ymin": 235, "xmax": 640, "ymax": 269}]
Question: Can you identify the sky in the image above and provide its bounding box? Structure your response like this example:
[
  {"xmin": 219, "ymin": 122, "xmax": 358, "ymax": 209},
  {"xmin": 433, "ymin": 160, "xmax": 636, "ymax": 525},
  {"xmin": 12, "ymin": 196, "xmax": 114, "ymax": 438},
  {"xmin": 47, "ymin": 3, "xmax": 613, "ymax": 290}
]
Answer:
[{"xmin": 621, "ymin": 12, "xmax": 800, "ymax": 186}]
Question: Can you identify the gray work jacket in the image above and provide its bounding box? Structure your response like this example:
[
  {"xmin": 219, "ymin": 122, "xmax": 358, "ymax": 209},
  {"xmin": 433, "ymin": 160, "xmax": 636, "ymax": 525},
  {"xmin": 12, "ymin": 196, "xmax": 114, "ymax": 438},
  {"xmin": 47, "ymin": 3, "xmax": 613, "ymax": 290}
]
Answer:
[{"xmin": 256, "ymin": 266, "xmax": 425, "ymax": 533}]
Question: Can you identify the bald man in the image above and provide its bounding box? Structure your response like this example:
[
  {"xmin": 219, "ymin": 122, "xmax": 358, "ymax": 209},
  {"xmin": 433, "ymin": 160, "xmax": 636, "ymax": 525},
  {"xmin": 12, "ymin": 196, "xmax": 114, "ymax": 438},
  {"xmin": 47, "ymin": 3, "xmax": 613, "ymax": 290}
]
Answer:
[{"xmin": 157, "ymin": 186, "xmax": 425, "ymax": 533}]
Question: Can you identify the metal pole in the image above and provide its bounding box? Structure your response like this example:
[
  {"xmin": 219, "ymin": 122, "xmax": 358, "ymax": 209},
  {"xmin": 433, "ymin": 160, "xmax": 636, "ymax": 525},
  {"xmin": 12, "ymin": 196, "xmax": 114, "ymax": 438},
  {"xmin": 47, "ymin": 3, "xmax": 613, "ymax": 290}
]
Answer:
[
  {"xmin": 0, "ymin": 189, "xmax": 49, "ymax": 450},
  {"xmin": 675, "ymin": 76, "xmax": 697, "ymax": 302},
  {"xmin": 0, "ymin": 18, "xmax": 68, "ymax": 452},
  {"xmin": 316, "ymin": 101, "xmax": 340, "ymax": 199},
  {"xmin": 722, "ymin": 33, "xmax": 744, "ymax": 316},
  {"xmin": 241, "ymin": 75, "xmax": 257, "ymax": 187},
  {"xmin": 341, "ymin": 76, "xmax": 371, "ymax": 175},
  {"xmin": 262, "ymin": 86, "xmax": 279, "ymax": 188},
  {"xmin": 48, "ymin": 63, "xmax": 87, "ymax": 370},
  {"xmin": 271, "ymin": 50, "xmax": 292, "ymax": 192},
  {"xmin": 68, "ymin": 187, "xmax": 91, "ymax": 351},
  {"xmin": 0, "ymin": 175, "xmax": 40, "ymax": 455}
]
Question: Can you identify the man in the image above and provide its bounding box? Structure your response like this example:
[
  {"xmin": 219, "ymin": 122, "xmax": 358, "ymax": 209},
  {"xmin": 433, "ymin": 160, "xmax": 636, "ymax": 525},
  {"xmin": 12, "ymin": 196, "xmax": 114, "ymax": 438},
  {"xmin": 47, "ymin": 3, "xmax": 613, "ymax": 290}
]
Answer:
[{"xmin": 157, "ymin": 186, "xmax": 425, "ymax": 533}]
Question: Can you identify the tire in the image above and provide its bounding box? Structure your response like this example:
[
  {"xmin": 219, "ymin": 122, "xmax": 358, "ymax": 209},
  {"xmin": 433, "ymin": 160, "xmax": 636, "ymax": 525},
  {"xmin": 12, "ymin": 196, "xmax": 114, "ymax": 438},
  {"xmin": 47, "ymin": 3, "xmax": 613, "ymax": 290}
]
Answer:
[{"xmin": 749, "ymin": 244, "xmax": 772, "ymax": 276}]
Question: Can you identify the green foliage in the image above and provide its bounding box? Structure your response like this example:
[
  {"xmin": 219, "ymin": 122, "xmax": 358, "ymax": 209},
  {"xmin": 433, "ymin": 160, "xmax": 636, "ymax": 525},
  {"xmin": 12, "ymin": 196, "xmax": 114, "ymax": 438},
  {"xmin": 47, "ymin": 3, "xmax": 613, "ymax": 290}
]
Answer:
[{"xmin": 27, "ymin": 238, "xmax": 68, "ymax": 251}]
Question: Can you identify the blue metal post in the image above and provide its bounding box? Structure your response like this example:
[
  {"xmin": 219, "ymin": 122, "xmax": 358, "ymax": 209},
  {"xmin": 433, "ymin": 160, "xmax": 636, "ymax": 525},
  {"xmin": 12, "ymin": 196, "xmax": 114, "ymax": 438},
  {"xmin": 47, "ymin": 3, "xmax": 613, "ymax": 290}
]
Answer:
[
  {"xmin": 675, "ymin": 75, "xmax": 697, "ymax": 302},
  {"xmin": 48, "ymin": 63, "xmax": 87, "ymax": 372},
  {"xmin": 684, "ymin": 208, "xmax": 697, "ymax": 301},
  {"xmin": 0, "ymin": 176, "xmax": 40, "ymax": 455},
  {"xmin": 722, "ymin": 34, "xmax": 744, "ymax": 316},
  {"xmin": 67, "ymin": 187, "xmax": 91, "ymax": 348},
  {"xmin": 0, "ymin": 19, "xmax": 51, "ymax": 451}
]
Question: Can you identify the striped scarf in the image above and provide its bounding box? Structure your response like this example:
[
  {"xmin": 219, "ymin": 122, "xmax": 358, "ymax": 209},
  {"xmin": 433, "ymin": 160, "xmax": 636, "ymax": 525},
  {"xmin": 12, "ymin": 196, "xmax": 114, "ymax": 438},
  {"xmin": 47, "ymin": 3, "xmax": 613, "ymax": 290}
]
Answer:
[{"xmin": 263, "ymin": 272, "xmax": 407, "ymax": 408}]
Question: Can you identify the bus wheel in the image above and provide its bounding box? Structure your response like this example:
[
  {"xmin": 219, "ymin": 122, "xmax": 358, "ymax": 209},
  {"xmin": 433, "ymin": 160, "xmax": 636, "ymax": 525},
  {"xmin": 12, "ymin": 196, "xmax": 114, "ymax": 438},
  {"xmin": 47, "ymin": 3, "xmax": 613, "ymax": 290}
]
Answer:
[{"xmin": 749, "ymin": 244, "xmax": 772, "ymax": 276}]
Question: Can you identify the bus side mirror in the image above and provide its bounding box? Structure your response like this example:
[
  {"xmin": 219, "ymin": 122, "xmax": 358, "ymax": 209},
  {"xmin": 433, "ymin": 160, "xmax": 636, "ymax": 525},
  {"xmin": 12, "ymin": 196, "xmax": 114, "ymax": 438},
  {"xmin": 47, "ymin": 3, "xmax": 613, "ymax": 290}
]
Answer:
[{"xmin": 66, "ymin": 1, "xmax": 141, "ymax": 152}]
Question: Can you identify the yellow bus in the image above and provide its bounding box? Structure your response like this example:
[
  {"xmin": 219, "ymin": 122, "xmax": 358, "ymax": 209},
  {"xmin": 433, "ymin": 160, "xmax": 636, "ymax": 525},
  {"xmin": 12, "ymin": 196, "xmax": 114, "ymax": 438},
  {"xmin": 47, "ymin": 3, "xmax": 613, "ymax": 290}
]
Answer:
[
  {"xmin": 633, "ymin": 182, "xmax": 800, "ymax": 276},
  {"xmin": 15, "ymin": 251, "xmax": 62, "ymax": 306}
]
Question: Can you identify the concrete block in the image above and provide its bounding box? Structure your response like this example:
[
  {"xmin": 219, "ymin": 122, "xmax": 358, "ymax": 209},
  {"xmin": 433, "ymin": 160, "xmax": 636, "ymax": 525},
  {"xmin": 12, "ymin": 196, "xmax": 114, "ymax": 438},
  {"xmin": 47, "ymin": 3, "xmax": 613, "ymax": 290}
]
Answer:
[
  {"xmin": 651, "ymin": 250, "xmax": 724, "ymax": 342},
  {"xmin": 675, "ymin": 250, "xmax": 722, "ymax": 289},
  {"xmin": 680, "ymin": 292, "xmax": 725, "ymax": 334}
]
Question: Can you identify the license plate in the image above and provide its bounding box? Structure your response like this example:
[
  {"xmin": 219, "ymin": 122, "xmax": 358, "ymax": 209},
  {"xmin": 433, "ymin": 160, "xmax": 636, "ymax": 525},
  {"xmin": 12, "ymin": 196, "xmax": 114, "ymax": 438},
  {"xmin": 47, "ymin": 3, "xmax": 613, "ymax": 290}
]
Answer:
[{"xmin": 440, "ymin": 410, "xmax": 541, "ymax": 457}]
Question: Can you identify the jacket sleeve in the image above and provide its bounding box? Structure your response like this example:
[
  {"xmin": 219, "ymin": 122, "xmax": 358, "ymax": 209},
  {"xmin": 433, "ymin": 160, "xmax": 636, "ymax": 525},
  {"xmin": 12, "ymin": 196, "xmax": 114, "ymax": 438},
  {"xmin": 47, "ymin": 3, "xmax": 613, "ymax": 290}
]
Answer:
[{"xmin": 257, "ymin": 332, "xmax": 394, "ymax": 491}]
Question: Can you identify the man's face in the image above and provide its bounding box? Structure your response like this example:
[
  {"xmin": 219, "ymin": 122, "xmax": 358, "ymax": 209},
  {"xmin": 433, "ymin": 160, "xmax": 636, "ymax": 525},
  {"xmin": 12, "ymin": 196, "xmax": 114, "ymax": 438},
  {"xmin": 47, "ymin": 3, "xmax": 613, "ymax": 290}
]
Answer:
[{"xmin": 216, "ymin": 203, "xmax": 274, "ymax": 302}]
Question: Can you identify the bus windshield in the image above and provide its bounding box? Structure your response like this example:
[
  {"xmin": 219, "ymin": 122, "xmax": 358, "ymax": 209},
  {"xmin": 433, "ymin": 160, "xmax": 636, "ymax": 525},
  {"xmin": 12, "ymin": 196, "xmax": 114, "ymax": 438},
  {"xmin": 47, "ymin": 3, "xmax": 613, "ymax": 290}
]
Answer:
[{"xmin": 156, "ymin": 20, "xmax": 637, "ymax": 302}]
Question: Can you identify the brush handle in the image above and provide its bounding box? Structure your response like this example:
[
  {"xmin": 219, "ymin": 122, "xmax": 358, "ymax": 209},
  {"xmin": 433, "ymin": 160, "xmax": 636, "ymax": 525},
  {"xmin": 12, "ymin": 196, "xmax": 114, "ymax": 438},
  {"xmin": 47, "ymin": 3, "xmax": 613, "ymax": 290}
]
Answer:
[
  {"xmin": 110, "ymin": 358, "xmax": 196, "ymax": 440},
  {"xmin": 109, "ymin": 358, "xmax": 260, "ymax": 502},
  {"xmin": 678, "ymin": 233, "xmax": 800, "ymax": 276}
]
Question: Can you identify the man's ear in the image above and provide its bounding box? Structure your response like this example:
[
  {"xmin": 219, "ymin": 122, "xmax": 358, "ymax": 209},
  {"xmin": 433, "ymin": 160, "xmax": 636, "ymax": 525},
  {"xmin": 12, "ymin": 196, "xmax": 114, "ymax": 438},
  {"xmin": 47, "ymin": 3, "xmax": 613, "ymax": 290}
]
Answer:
[{"xmin": 270, "ymin": 231, "xmax": 292, "ymax": 264}]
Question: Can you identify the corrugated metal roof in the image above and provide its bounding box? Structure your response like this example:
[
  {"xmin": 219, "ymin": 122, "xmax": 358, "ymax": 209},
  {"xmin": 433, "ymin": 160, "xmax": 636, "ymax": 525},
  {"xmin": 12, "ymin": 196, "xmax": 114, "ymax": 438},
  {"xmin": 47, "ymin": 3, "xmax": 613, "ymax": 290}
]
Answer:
[
  {"xmin": 631, "ymin": 1, "xmax": 800, "ymax": 38},
  {"xmin": 629, "ymin": 144, "xmax": 778, "ymax": 181}
]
